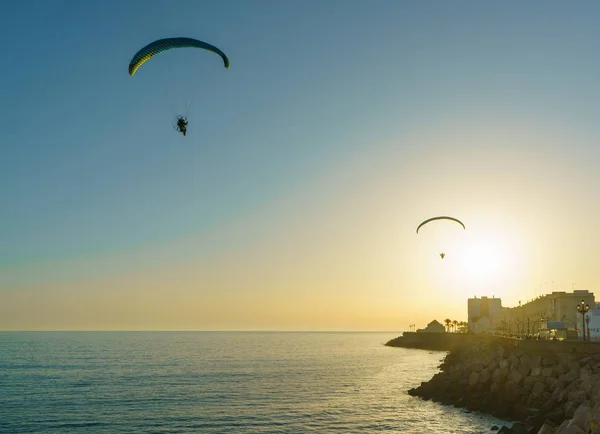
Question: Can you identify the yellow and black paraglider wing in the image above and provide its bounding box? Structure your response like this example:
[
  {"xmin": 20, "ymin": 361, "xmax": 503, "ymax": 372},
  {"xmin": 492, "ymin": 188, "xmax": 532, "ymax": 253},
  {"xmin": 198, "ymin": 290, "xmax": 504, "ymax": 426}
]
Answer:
[{"xmin": 128, "ymin": 37, "xmax": 230, "ymax": 77}]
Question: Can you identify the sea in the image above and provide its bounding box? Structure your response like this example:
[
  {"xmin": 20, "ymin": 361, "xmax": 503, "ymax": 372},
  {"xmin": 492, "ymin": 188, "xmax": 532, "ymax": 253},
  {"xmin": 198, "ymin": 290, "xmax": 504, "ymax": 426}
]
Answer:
[{"xmin": 0, "ymin": 332, "xmax": 514, "ymax": 433}]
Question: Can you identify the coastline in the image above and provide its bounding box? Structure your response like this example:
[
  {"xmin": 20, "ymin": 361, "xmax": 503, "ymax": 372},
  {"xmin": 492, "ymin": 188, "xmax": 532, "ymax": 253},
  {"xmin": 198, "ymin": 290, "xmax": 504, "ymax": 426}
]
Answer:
[
  {"xmin": 386, "ymin": 331, "xmax": 463, "ymax": 351},
  {"xmin": 387, "ymin": 332, "xmax": 600, "ymax": 433}
]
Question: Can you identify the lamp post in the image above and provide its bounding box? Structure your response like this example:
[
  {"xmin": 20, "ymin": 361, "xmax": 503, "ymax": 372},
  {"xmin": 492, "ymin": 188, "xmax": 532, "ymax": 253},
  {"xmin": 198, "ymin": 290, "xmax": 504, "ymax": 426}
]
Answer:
[
  {"xmin": 586, "ymin": 315, "xmax": 590, "ymax": 341},
  {"xmin": 527, "ymin": 317, "xmax": 531, "ymax": 338},
  {"xmin": 516, "ymin": 319, "xmax": 521, "ymax": 338},
  {"xmin": 540, "ymin": 316, "xmax": 546, "ymax": 340},
  {"xmin": 577, "ymin": 300, "xmax": 590, "ymax": 341}
]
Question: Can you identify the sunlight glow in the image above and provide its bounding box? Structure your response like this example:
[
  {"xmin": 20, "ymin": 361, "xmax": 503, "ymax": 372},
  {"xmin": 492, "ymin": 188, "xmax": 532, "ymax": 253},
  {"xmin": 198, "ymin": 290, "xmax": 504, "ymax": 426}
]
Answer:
[{"xmin": 459, "ymin": 240, "xmax": 503, "ymax": 282}]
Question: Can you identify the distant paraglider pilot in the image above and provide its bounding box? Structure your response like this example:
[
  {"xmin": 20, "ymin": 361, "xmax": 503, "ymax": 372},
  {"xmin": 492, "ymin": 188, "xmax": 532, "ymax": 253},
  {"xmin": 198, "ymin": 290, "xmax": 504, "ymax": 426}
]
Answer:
[
  {"xmin": 175, "ymin": 116, "xmax": 188, "ymax": 136},
  {"xmin": 416, "ymin": 216, "xmax": 465, "ymax": 261}
]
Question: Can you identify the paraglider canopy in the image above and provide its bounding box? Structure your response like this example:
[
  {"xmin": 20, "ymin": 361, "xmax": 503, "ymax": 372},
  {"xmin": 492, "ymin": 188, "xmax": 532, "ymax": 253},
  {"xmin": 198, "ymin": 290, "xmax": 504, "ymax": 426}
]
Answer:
[
  {"xmin": 128, "ymin": 37, "xmax": 230, "ymax": 76},
  {"xmin": 416, "ymin": 216, "xmax": 466, "ymax": 234}
]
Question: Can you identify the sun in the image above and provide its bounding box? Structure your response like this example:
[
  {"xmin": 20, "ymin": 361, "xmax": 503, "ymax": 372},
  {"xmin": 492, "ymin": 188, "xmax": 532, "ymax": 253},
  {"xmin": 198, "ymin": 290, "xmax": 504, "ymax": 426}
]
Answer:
[
  {"xmin": 432, "ymin": 220, "xmax": 530, "ymax": 303},
  {"xmin": 459, "ymin": 240, "xmax": 503, "ymax": 282}
]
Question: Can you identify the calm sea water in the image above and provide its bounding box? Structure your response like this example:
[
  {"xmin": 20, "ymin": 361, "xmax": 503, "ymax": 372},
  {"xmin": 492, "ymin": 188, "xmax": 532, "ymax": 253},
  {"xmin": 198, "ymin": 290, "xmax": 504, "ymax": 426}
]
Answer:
[{"xmin": 0, "ymin": 332, "xmax": 511, "ymax": 433}]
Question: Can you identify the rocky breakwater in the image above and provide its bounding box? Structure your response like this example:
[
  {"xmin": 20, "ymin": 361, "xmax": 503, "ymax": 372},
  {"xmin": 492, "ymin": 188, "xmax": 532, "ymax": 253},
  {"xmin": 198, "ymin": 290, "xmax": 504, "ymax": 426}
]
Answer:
[
  {"xmin": 406, "ymin": 338, "xmax": 600, "ymax": 433},
  {"xmin": 386, "ymin": 331, "xmax": 459, "ymax": 351}
]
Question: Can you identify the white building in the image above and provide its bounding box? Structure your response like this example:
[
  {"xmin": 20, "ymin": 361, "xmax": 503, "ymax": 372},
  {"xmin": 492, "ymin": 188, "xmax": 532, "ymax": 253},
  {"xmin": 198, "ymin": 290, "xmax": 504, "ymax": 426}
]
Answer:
[
  {"xmin": 468, "ymin": 296, "xmax": 502, "ymax": 333},
  {"xmin": 417, "ymin": 320, "xmax": 445, "ymax": 333},
  {"xmin": 501, "ymin": 289, "xmax": 595, "ymax": 337}
]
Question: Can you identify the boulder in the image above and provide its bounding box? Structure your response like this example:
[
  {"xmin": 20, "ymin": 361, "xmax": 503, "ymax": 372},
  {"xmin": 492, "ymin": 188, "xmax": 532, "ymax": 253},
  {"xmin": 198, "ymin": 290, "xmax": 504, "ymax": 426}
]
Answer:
[
  {"xmin": 552, "ymin": 380, "xmax": 567, "ymax": 395},
  {"xmin": 589, "ymin": 382, "xmax": 600, "ymax": 403},
  {"xmin": 553, "ymin": 364, "xmax": 567, "ymax": 377},
  {"xmin": 581, "ymin": 377, "xmax": 597, "ymax": 395},
  {"xmin": 545, "ymin": 408, "xmax": 565, "ymax": 426},
  {"xmin": 487, "ymin": 359, "xmax": 499, "ymax": 370},
  {"xmin": 511, "ymin": 398, "xmax": 530, "ymax": 421},
  {"xmin": 511, "ymin": 358, "xmax": 522, "ymax": 372},
  {"xmin": 567, "ymin": 390, "xmax": 588, "ymax": 406},
  {"xmin": 556, "ymin": 420, "xmax": 570, "ymax": 433},
  {"xmin": 527, "ymin": 393, "xmax": 546, "ymax": 410},
  {"xmin": 542, "ymin": 397, "xmax": 559, "ymax": 413},
  {"xmin": 479, "ymin": 368, "xmax": 492, "ymax": 384},
  {"xmin": 471, "ymin": 361, "xmax": 484, "ymax": 373},
  {"xmin": 530, "ymin": 355, "xmax": 542, "ymax": 370},
  {"xmin": 555, "ymin": 425, "xmax": 585, "ymax": 434},
  {"xmin": 580, "ymin": 367, "xmax": 594, "ymax": 384},
  {"xmin": 588, "ymin": 408, "xmax": 600, "ymax": 433},
  {"xmin": 504, "ymin": 380, "xmax": 522, "ymax": 402},
  {"xmin": 557, "ymin": 391, "xmax": 570, "ymax": 404},
  {"xmin": 510, "ymin": 369, "xmax": 525, "ymax": 386},
  {"xmin": 531, "ymin": 367, "xmax": 543, "ymax": 377},
  {"xmin": 559, "ymin": 371, "xmax": 579, "ymax": 383},
  {"xmin": 564, "ymin": 401, "xmax": 581, "ymax": 420},
  {"xmin": 533, "ymin": 381, "xmax": 547, "ymax": 395},
  {"xmin": 525, "ymin": 375, "xmax": 543, "ymax": 389},
  {"xmin": 510, "ymin": 422, "xmax": 527, "ymax": 433},
  {"xmin": 519, "ymin": 363, "xmax": 532, "ymax": 378},
  {"xmin": 569, "ymin": 362, "xmax": 581, "ymax": 377},
  {"xmin": 493, "ymin": 368, "xmax": 506, "ymax": 383},
  {"xmin": 537, "ymin": 422, "xmax": 557, "ymax": 434},
  {"xmin": 545, "ymin": 378, "xmax": 559, "ymax": 390},
  {"xmin": 569, "ymin": 403, "xmax": 591, "ymax": 431},
  {"xmin": 499, "ymin": 347, "xmax": 510, "ymax": 359},
  {"xmin": 542, "ymin": 355, "xmax": 558, "ymax": 368}
]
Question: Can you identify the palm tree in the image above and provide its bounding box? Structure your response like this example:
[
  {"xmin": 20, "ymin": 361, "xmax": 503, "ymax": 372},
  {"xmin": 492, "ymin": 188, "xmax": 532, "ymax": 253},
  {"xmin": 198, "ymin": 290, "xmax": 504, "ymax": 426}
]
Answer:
[
  {"xmin": 444, "ymin": 318, "xmax": 451, "ymax": 332},
  {"xmin": 452, "ymin": 320, "xmax": 458, "ymax": 333}
]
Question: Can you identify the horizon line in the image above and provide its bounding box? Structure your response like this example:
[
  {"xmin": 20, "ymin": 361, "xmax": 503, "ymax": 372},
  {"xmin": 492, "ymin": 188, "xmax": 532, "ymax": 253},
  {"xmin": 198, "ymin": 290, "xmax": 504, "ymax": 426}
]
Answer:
[{"xmin": 0, "ymin": 329, "xmax": 403, "ymax": 333}]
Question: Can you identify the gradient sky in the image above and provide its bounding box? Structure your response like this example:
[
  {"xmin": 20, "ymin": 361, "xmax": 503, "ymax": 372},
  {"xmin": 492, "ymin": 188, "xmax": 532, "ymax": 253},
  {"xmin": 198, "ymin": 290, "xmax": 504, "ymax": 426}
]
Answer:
[{"xmin": 3, "ymin": 1, "xmax": 600, "ymax": 330}]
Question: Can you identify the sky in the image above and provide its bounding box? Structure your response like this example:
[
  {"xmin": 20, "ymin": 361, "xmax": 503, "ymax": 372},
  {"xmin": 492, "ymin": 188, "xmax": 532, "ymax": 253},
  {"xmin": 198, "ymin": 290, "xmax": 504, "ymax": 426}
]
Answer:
[{"xmin": 2, "ymin": 0, "xmax": 600, "ymax": 330}]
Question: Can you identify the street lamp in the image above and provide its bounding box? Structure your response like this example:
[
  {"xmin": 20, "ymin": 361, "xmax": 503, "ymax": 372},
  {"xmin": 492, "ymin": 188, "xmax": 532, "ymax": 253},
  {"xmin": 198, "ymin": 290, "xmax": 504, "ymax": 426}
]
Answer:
[
  {"xmin": 586, "ymin": 315, "xmax": 590, "ymax": 341},
  {"xmin": 540, "ymin": 316, "xmax": 546, "ymax": 340},
  {"xmin": 527, "ymin": 317, "xmax": 531, "ymax": 337},
  {"xmin": 577, "ymin": 300, "xmax": 590, "ymax": 341}
]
